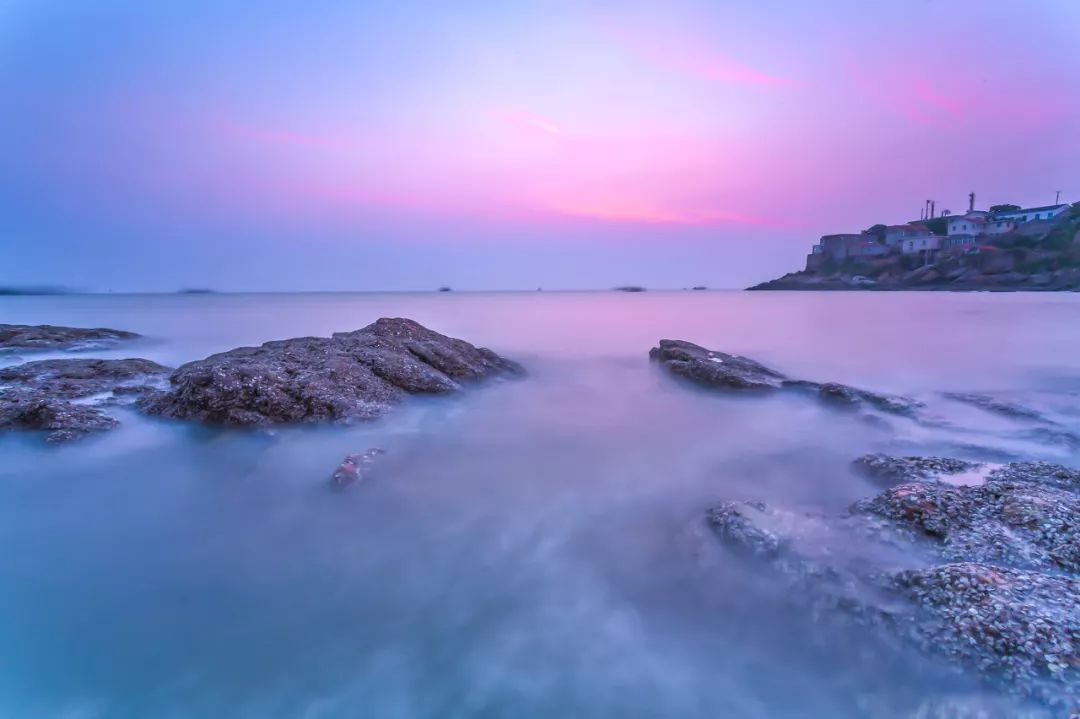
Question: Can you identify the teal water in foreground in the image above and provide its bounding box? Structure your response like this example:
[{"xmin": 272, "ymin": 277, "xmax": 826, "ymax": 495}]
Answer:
[{"xmin": 2, "ymin": 291, "xmax": 1080, "ymax": 718}]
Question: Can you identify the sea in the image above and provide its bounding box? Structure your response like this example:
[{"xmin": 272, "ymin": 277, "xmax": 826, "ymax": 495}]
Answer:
[{"xmin": 2, "ymin": 290, "xmax": 1079, "ymax": 718}]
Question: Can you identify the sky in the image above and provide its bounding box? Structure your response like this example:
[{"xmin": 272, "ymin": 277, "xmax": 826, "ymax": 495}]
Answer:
[{"xmin": 2, "ymin": 0, "xmax": 1079, "ymax": 292}]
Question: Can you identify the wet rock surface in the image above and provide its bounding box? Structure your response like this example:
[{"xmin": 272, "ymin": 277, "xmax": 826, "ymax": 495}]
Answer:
[
  {"xmin": 0, "ymin": 324, "xmax": 139, "ymax": 353},
  {"xmin": 329, "ymin": 448, "xmax": 385, "ymax": 488},
  {"xmin": 0, "ymin": 389, "xmax": 119, "ymax": 443},
  {"xmin": 854, "ymin": 462, "xmax": 1080, "ymax": 573},
  {"xmin": 650, "ymin": 339, "xmax": 921, "ymax": 416},
  {"xmin": 0, "ymin": 358, "xmax": 173, "ymax": 399},
  {"xmin": 894, "ymin": 563, "xmax": 1080, "ymax": 708},
  {"xmin": 704, "ymin": 457, "xmax": 1080, "ymax": 709},
  {"xmin": 649, "ymin": 340, "xmax": 787, "ymax": 390},
  {"xmin": 141, "ymin": 318, "xmax": 524, "ymax": 427},
  {"xmin": 0, "ymin": 358, "xmax": 173, "ymax": 442}
]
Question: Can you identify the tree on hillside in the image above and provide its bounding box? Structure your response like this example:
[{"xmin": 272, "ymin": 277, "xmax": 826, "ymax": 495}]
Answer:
[
  {"xmin": 990, "ymin": 204, "xmax": 1021, "ymax": 213},
  {"xmin": 863, "ymin": 224, "xmax": 887, "ymax": 241},
  {"xmin": 923, "ymin": 217, "xmax": 948, "ymax": 236}
]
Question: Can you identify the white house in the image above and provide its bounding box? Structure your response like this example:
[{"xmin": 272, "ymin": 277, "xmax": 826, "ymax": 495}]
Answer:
[
  {"xmin": 884, "ymin": 223, "xmax": 932, "ymax": 247},
  {"xmin": 902, "ymin": 235, "xmax": 941, "ymax": 255},
  {"xmin": 947, "ymin": 214, "xmax": 987, "ymax": 236},
  {"xmin": 990, "ymin": 204, "xmax": 1070, "ymax": 224}
]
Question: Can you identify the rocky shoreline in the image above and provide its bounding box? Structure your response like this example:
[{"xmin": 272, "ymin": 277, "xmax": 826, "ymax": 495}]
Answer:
[
  {"xmin": 652, "ymin": 339, "xmax": 1080, "ymax": 711},
  {"xmin": 4, "ymin": 320, "xmax": 1080, "ymax": 710},
  {"xmin": 0, "ymin": 318, "xmax": 523, "ymax": 442}
]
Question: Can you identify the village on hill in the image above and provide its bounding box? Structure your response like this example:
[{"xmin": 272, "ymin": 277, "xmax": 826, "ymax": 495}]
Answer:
[{"xmin": 752, "ymin": 194, "xmax": 1080, "ymax": 291}]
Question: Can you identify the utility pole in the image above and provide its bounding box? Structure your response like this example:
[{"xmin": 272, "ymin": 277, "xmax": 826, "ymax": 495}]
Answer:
[
  {"xmin": 931, "ymin": 200, "xmax": 936, "ymax": 219},
  {"xmin": 1057, "ymin": 190, "xmax": 1062, "ymax": 205}
]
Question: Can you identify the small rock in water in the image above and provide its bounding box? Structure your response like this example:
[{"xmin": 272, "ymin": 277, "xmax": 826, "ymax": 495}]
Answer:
[{"xmin": 330, "ymin": 448, "xmax": 385, "ymax": 488}]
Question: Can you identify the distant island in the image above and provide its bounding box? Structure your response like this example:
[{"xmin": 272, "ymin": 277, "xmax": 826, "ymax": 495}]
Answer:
[
  {"xmin": 750, "ymin": 198, "xmax": 1080, "ymax": 291},
  {"xmin": 614, "ymin": 286, "xmax": 647, "ymax": 292}
]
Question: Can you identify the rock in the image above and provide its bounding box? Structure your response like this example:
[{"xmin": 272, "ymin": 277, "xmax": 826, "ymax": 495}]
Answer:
[
  {"xmin": 0, "ymin": 324, "xmax": 139, "ymax": 353},
  {"xmin": 943, "ymin": 392, "xmax": 1046, "ymax": 421},
  {"xmin": 853, "ymin": 461, "xmax": 1080, "ymax": 573},
  {"xmin": 0, "ymin": 358, "xmax": 173, "ymax": 399},
  {"xmin": 141, "ymin": 318, "xmax": 524, "ymax": 427},
  {"xmin": 649, "ymin": 340, "xmax": 789, "ymax": 390},
  {"xmin": 894, "ymin": 563, "xmax": 1080, "ymax": 708},
  {"xmin": 0, "ymin": 358, "xmax": 173, "ymax": 442},
  {"xmin": 329, "ymin": 448, "xmax": 385, "ymax": 488},
  {"xmin": 706, "ymin": 501, "xmax": 786, "ymax": 557},
  {"xmin": 814, "ymin": 382, "xmax": 924, "ymax": 417},
  {"xmin": 0, "ymin": 389, "xmax": 119, "ymax": 443},
  {"xmin": 650, "ymin": 340, "xmax": 921, "ymax": 416},
  {"xmin": 854, "ymin": 454, "xmax": 984, "ymax": 485}
]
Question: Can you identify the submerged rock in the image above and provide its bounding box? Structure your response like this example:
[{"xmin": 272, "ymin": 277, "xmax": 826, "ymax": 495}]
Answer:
[
  {"xmin": 0, "ymin": 358, "xmax": 172, "ymax": 399},
  {"xmin": 141, "ymin": 318, "xmax": 523, "ymax": 427},
  {"xmin": 0, "ymin": 324, "xmax": 139, "ymax": 353},
  {"xmin": 706, "ymin": 501, "xmax": 786, "ymax": 557},
  {"xmin": 0, "ymin": 389, "xmax": 119, "ymax": 443},
  {"xmin": 0, "ymin": 358, "xmax": 172, "ymax": 443},
  {"xmin": 813, "ymin": 382, "xmax": 924, "ymax": 417},
  {"xmin": 854, "ymin": 453, "xmax": 984, "ymax": 485},
  {"xmin": 650, "ymin": 339, "xmax": 921, "ymax": 416},
  {"xmin": 329, "ymin": 448, "xmax": 385, "ymax": 488},
  {"xmin": 943, "ymin": 392, "xmax": 1046, "ymax": 422}
]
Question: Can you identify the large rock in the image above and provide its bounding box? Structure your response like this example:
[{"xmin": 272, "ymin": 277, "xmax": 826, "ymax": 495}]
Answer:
[
  {"xmin": 650, "ymin": 339, "xmax": 921, "ymax": 416},
  {"xmin": 0, "ymin": 324, "xmax": 139, "ymax": 353},
  {"xmin": 141, "ymin": 318, "xmax": 523, "ymax": 426}
]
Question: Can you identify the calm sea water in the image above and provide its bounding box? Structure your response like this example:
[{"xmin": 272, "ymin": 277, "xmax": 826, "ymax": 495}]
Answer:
[{"xmin": 2, "ymin": 291, "xmax": 1080, "ymax": 718}]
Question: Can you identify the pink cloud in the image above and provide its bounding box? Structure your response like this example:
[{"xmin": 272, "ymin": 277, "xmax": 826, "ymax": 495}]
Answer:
[{"xmin": 605, "ymin": 23, "xmax": 800, "ymax": 88}]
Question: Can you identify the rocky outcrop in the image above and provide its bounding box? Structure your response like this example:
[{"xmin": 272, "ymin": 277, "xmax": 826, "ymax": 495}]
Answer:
[
  {"xmin": 0, "ymin": 358, "xmax": 173, "ymax": 443},
  {"xmin": 0, "ymin": 324, "xmax": 140, "ymax": 353},
  {"xmin": 141, "ymin": 318, "xmax": 524, "ymax": 427},
  {"xmin": 649, "ymin": 340, "xmax": 787, "ymax": 390},
  {"xmin": 329, "ymin": 448, "xmax": 385, "ymax": 488},
  {"xmin": 650, "ymin": 339, "xmax": 920, "ymax": 416},
  {"xmin": 704, "ymin": 457, "xmax": 1080, "ymax": 709}
]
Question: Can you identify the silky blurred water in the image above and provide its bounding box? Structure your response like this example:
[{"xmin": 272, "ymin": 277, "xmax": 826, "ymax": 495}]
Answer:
[{"xmin": 2, "ymin": 291, "xmax": 1079, "ymax": 718}]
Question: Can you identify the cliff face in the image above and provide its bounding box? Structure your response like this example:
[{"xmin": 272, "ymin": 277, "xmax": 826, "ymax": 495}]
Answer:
[{"xmin": 750, "ymin": 206, "xmax": 1080, "ymax": 291}]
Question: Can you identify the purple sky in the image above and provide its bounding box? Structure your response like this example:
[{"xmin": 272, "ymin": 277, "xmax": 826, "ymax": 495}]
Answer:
[{"xmin": 3, "ymin": 0, "xmax": 1079, "ymax": 291}]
